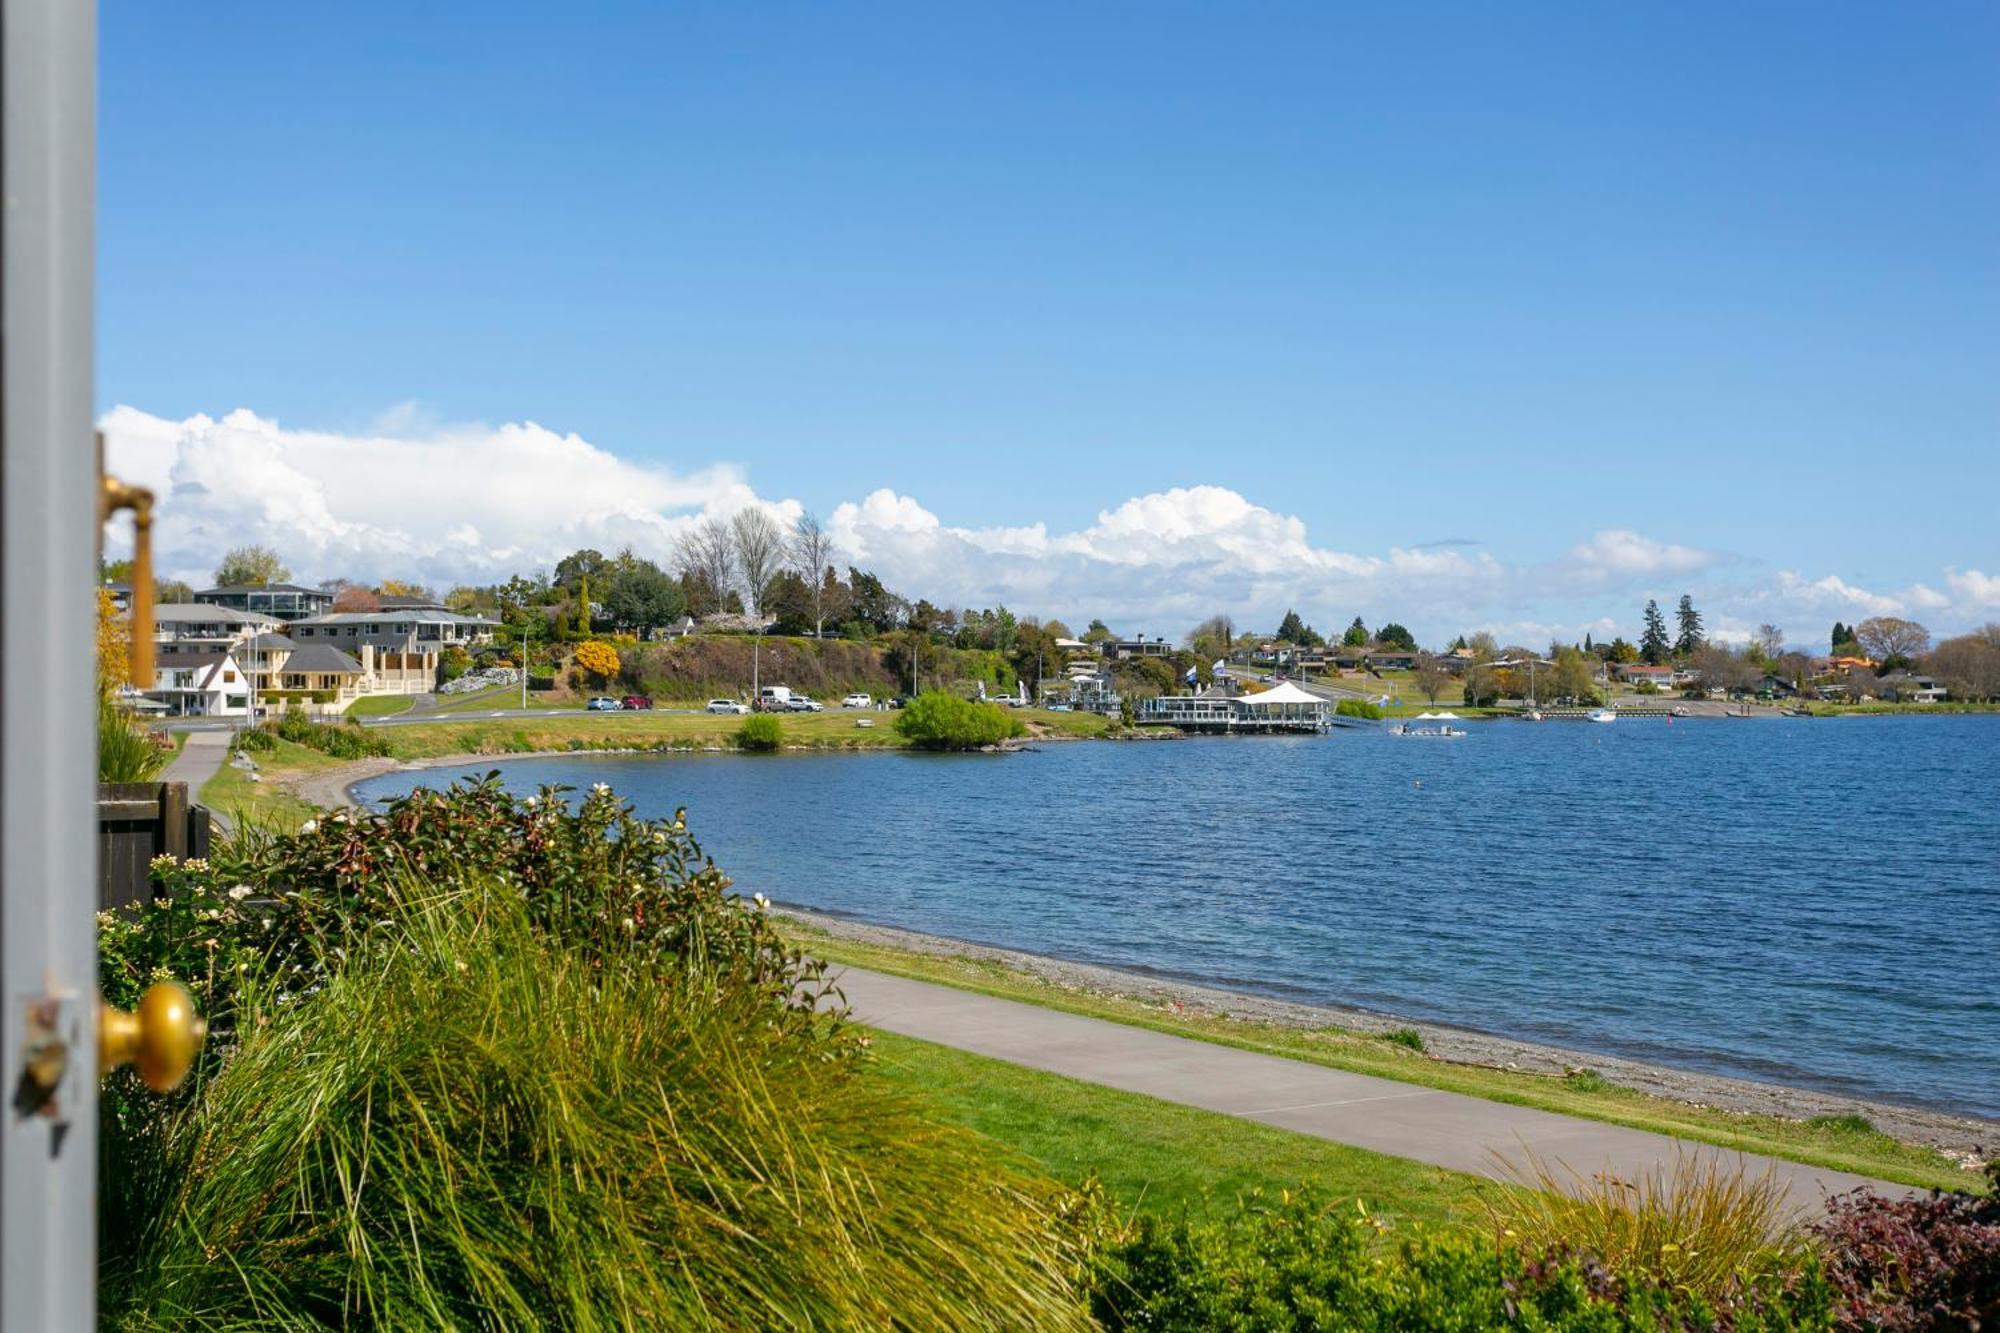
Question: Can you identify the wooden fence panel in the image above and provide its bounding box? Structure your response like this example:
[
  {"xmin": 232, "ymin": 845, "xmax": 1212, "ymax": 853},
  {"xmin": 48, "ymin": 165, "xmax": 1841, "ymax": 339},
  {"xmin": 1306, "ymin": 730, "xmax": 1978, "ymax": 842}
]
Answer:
[{"xmin": 97, "ymin": 781, "xmax": 213, "ymax": 910}]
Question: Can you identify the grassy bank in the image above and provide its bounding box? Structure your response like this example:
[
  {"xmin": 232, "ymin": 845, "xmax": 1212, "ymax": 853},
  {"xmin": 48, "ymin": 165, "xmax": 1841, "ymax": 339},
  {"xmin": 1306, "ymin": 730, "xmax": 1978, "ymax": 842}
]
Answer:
[
  {"xmin": 372, "ymin": 706, "xmax": 1116, "ymax": 759},
  {"xmin": 200, "ymin": 736, "xmax": 340, "ymax": 829},
  {"xmin": 789, "ymin": 922, "xmax": 1984, "ymax": 1194},
  {"xmin": 343, "ymin": 693, "xmax": 415, "ymax": 718},
  {"xmin": 870, "ymin": 1029, "xmax": 1501, "ymax": 1227}
]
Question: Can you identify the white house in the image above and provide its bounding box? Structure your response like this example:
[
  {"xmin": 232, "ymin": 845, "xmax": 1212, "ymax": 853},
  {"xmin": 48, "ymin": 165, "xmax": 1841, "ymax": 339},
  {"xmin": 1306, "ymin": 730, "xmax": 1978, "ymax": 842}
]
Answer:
[{"xmin": 146, "ymin": 649, "xmax": 251, "ymax": 717}]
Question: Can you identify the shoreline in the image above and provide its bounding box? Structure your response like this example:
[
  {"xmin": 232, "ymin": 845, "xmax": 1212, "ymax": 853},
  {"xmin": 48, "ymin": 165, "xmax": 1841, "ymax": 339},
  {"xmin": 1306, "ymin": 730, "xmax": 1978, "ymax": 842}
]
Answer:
[
  {"xmin": 777, "ymin": 906, "xmax": 1995, "ymax": 1162},
  {"xmin": 290, "ymin": 748, "xmax": 1995, "ymax": 1167}
]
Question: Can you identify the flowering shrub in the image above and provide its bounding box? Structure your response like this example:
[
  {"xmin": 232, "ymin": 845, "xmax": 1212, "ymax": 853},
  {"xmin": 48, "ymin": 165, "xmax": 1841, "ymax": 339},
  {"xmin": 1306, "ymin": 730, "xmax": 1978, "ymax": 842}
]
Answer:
[
  {"xmin": 571, "ymin": 639, "xmax": 621, "ymax": 682},
  {"xmin": 98, "ymin": 776, "xmax": 841, "ymax": 1061}
]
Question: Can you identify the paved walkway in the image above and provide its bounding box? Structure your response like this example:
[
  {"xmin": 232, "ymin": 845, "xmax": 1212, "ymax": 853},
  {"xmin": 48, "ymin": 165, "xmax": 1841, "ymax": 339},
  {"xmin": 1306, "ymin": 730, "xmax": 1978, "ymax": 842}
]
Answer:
[
  {"xmin": 162, "ymin": 729, "xmax": 230, "ymax": 792},
  {"xmin": 836, "ymin": 966, "xmax": 1905, "ymax": 1210}
]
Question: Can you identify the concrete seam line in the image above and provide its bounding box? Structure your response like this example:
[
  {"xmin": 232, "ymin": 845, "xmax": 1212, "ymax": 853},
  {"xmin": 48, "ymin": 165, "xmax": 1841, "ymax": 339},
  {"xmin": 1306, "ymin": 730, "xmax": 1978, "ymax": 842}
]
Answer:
[{"xmin": 1236, "ymin": 1089, "xmax": 1442, "ymax": 1117}]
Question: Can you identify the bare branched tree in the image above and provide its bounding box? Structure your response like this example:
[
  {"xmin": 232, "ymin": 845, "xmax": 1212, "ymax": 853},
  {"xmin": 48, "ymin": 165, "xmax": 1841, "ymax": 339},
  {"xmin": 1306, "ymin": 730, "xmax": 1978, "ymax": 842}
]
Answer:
[
  {"xmin": 1854, "ymin": 616, "xmax": 1931, "ymax": 665},
  {"xmin": 673, "ymin": 516, "xmax": 737, "ymax": 618},
  {"xmin": 730, "ymin": 508, "xmax": 786, "ymax": 617},
  {"xmin": 789, "ymin": 511, "xmax": 840, "ymax": 638}
]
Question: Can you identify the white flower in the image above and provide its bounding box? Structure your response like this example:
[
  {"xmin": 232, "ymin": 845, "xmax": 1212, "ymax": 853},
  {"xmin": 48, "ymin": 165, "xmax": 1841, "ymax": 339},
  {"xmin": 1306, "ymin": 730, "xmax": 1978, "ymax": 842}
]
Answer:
[
  {"xmin": 752, "ymin": 893, "xmax": 769, "ymax": 911},
  {"xmin": 182, "ymin": 857, "xmax": 210, "ymax": 873},
  {"xmin": 299, "ymin": 820, "xmax": 318, "ymax": 835},
  {"xmin": 591, "ymin": 782, "xmax": 610, "ymax": 795},
  {"xmin": 621, "ymin": 917, "xmax": 636, "ymax": 932},
  {"xmin": 525, "ymin": 795, "xmax": 539, "ymax": 807},
  {"xmin": 228, "ymin": 885, "xmax": 252, "ymax": 901},
  {"xmin": 651, "ymin": 831, "xmax": 666, "ymax": 846}
]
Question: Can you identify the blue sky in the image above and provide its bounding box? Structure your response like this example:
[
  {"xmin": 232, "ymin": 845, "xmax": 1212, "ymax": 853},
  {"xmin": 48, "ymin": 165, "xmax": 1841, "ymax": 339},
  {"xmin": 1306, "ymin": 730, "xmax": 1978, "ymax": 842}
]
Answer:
[{"xmin": 99, "ymin": 3, "xmax": 1999, "ymax": 643}]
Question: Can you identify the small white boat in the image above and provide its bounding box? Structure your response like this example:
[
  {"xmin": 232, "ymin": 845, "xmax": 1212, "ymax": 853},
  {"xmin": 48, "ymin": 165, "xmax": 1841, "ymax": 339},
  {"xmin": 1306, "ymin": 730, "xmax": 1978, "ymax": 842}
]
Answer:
[
  {"xmin": 1587, "ymin": 708, "xmax": 1617, "ymax": 723},
  {"xmin": 1391, "ymin": 720, "xmax": 1466, "ymax": 738}
]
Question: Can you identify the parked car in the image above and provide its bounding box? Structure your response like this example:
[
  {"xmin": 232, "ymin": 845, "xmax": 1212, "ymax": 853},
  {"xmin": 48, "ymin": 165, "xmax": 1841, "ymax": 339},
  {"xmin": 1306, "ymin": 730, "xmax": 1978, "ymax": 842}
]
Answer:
[
  {"xmin": 755, "ymin": 685, "xmax": 793, "ymax": 711},
  {"xmin": 706, "ymin": 698, "xmax": 750, "ymax": 715},
  {"xmin": 620, "ymin": 695, "xmax": 654, "ymax": 710},
  {"xmin": 841, "ymin": 693, "xmax": 872, "ymax": 708},
  {"xmin": 789, "ymin": 696, "xmax": 824, "ymax": 712},
  {"xmin": 585, "ymin": 697, "xmax": 621, "ymax": 711}
]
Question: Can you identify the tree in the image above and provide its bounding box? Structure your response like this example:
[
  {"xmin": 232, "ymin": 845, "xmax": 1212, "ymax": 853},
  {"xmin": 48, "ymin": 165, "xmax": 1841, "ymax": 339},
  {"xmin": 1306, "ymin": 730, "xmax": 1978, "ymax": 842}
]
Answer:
[
  {"xmin": 1341, "ymin": 617, "xmax": 1369, "ymax": 648},
  {"xmin": 571, "ymin": 640, "xmax": 620, "ymax": 684},
  {"xmin": 604, "ymin": 561, "xmax": 685, "ymax": 638},
  {"xmin": 1275, "ymin": 609, "xmax": 1309, "ymax": 644},
  {"xmin": 1854, "ymin": 616, "xmax": 1930, "ymax": 665},
  {"xmin": 673, "ymin": 517, "xmax": 736, "ymax": 617},
  {"xmin": 1923, "ymin": 628, "xmax": 2000, "ymax": 701},
  {"xmin": 157, "ymin": 578, "xmax": 195, "ymax": 604},
  {"xmin": 1605, "ymin": 636, "xmax": 1639, "ymax": 664},
  {"xmin": 1374, "ymin": 622, "xmax": 1417, "ymax": 652},
  {"xmin": 1551, "ymin": 647, "xmax": 1602, "ymax": 705},
  {"xmin": 376, "ymin": 578, "xmax": 435, "ymax": 601},
  {"xmin": 1640, "ymin": 600, "xmax": 1670, "ymax": 665},
  {"xmin": 214, "ymin": 544, "xmax": 289, "ymax": 587},
  {"xmin": 1689, "ymin": 643, "xmax": 1759, "ymax": 697},
  {"xmin": 847, "ymin": 568, "xmax": 901, "ymax": 634},
  {"xmin": 1830, "ymin": 622, "xmax": 1850, "ymax": 654},
  {"xmin": 553, "ymin": 549, "xmax": 610, "ymax": 593},
  {"xmin": 1413, "ymin": 652, "xmax": 1449, "ymax": 704},
  {"xmin": 787, "ymin": 511, "xmax": 840, "ymax": 638},
  {"xmin": 729, "ymin": 509, "xmax": 786, "ymax": 616},
  {"xmin": 1188, "ymin": 614, "xmax": 1234, "ymax": 664},
  {"xmin": 761, "ymin": 571, "xmax": 817, "ymax": 636},
  {"xmin": 1673, "ymin": 595, "xmax": 1704, "ymax": 658},
  {"xmin": 1462, "ymin": 661, "xmax": 1501, "ymax": 707},
  {"xmin": 1082, "ymin": 619, "xmax": 1115, "ymax": 644},
  {"xmin": 1749, "ymin": 623, "xmax": 1786, "ymax": 663},
  {"xmin": 332, "ymin": 586, "xmax": 381, "ymax": 613}
]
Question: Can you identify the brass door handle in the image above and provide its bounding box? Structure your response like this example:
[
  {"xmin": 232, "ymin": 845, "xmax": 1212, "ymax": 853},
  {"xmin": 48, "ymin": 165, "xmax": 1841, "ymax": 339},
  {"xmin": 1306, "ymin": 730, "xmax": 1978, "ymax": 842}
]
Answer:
[{"xmin": 100, "ymin": 982, "xmax": 206, "ymax": 1092}]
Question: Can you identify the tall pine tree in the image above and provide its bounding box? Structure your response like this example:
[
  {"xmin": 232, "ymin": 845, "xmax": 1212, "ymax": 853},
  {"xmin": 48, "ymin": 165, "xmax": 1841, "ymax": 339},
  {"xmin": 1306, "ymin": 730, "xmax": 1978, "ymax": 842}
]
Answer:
[
  {"xmin": 1640, "ymin": 599, "xmax": 1670, "ymax": 665},
  {"xmin": 1673, "ymin": 594, "xmax": 1703, "ymax": 658}
]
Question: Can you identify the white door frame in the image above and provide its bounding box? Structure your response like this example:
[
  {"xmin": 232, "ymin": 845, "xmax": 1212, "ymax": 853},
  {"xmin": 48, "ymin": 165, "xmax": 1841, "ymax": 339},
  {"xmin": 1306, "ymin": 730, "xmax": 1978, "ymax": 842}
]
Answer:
[{"xmin": 3, "ymin": 0, "xmax": 101, "ymax": 1324}]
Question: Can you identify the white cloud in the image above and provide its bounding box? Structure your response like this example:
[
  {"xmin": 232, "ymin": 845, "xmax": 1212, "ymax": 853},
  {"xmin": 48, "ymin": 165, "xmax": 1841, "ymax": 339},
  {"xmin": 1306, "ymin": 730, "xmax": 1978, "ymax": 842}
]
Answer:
[
  {"xmin": 101, "ymin": 404, "xmax": 1997, "ymax": 647},
  {"xmin": 1564, "ymin": 529, "xmax": 1716, "ymax": 578}
]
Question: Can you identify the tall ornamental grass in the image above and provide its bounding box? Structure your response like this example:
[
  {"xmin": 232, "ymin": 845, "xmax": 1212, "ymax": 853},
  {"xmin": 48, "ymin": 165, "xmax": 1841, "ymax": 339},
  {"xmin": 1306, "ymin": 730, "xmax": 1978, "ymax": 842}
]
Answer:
[
  {"xmin": 99, "ymin": 692, "xmax": 170, "ymax": 782},
  {"xmin": 105, "ymin": 891, "xmax": 1088, "ymax": 1329},
  {"xmin": 1486, "ymin": 1150, "xmax": 1808, "ymax": 1304}
]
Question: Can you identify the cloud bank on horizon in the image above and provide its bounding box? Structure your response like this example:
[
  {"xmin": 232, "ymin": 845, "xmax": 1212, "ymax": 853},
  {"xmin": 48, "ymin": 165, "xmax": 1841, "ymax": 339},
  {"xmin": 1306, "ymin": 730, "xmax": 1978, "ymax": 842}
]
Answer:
[{"xmin": 103, "ymin": 405, "xmax": 1998, "ymax": 649}]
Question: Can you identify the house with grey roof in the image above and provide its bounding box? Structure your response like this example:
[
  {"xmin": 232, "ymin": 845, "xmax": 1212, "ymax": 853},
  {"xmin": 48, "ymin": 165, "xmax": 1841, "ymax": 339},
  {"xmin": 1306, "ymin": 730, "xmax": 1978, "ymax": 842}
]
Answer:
[{"xmin": 194, "ymin": 582, "xmax": 334, "ymax": 622}]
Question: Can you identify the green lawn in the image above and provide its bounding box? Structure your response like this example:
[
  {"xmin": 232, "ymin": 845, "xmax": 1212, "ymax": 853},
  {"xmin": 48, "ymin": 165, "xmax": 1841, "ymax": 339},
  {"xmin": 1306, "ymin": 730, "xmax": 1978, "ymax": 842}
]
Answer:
[
  {"xmin": 373, "ymin": 705, "xmax": 1110, "ymax": 758},
  {"xmin": 868, "ymin": 1029, "xmax": 1501, "ymax": 1228},
  {"xmin": 199, "ymin": 737, "xmax": 339, "ymax": 831},
  {"xmin": 792, "ymin": 924, "xmax": 1981, "ymax": 1194},
  {"xmin": 344, "ymin": 693, "xmax": 415, "ymax": 718}
]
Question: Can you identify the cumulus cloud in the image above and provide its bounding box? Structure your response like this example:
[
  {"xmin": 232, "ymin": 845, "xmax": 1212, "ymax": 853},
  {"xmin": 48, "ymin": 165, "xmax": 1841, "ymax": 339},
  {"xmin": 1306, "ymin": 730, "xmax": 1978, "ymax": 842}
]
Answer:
[{"xmin": 101, "ymin": 404, "xmax": 1996, "ymax": 647}]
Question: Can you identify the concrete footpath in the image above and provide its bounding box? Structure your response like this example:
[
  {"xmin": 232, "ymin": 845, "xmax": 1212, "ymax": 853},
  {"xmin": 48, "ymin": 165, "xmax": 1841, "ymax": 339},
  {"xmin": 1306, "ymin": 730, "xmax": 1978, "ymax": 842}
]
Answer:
[
  {"xmin": 161, "ymin": 730, "xmax": 230, "ymax": 792},
  {"xmin": 835, "ymin": 966, "xmax": 1906, "ymax": 1210}
]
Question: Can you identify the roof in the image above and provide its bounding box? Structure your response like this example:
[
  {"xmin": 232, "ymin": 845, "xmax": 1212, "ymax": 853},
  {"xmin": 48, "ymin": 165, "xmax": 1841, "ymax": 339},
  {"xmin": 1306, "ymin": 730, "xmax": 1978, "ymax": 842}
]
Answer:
[
  {"xmin": 1237, "ymin": 680, "xmax": 1325, "ymax": 708},
  {"xmin": 376, "ymin": 594, "xmax": 449, "ymax": 610},
  {"xmin": 294, "ymin": 609, "xmax": 498, "ymax": 628},
  {"xmin": 153, "ymin": 603, "xmax": 283, "ymax": 627},
  {"xmin": 280, "ymin": 643, "xmax": 364, "ymax": 674},
  {"xmin": 241, "ymin": 633, "xmax": 297, "ymax": 650},
  {"xmin": 1619, "ymin": 663, "xmax": 1674, "ymax": 673},
  {"xmin": 197, "ymin": 583, "xmax": 329, "ymax": 597}
]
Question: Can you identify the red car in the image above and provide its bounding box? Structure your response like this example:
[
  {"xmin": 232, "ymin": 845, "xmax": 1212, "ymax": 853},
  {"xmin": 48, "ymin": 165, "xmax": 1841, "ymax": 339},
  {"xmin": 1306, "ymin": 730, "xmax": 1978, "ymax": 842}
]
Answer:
[{"xmin": 620, "ymin": 695, "xmax": 654, "ymax": 710}]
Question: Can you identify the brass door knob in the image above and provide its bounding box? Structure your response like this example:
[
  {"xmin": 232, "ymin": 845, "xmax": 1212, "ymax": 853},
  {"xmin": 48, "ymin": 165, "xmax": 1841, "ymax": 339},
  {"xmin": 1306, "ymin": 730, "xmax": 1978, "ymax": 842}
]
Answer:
[{"xmin": 100, "ymin": 982, "xmax": 206, "ymax": 1092}]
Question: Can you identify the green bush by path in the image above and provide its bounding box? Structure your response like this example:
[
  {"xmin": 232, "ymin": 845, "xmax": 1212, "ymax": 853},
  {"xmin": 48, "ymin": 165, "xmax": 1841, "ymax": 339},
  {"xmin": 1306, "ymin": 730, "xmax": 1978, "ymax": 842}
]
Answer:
[
  {"xmin": 270, "ymin": 709, "xmax": 393, "ymax": 759},
  {"xmin": 1335, "ymin": 697, "xmax": 1384, "ymax": 720},
  {"xmin": 735, "ymin": 712, "xmax": 785, "ymax": 751},
  {"xmin": 895, "ymin": 690, "xmax": 1028, "ymax": 749}
]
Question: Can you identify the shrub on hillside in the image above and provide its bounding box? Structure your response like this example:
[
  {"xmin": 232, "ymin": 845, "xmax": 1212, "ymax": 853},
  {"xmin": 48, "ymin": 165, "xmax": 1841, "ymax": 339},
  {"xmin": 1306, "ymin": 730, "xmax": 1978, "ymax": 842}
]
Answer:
[
  {"xmin": 894, "ymin": 690, "xmax": 1027, "ymax": 750},
  {"xmin": 735, "ymin": 713, "xmax": 785, "ymax": 751},
  {"xmin": 102, "ymin": 889, "xmax": 1089, "ymax": 1328},
  {"xmin": 572, "ymin": 639, "xmax": 621, "ymax": 683}
]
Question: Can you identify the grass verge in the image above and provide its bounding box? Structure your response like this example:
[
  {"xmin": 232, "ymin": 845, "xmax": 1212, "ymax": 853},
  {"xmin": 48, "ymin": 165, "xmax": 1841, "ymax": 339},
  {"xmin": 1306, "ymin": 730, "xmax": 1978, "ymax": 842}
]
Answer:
[
  {"xmin": 867, "ymin": 1028, "xmax": 1501, "ymax": 1229},
  {"xmin": 199, "ymin": 737, "xmax": 338, "ymax": 830},
  {"xmin": 789, "ymin": 923, "xmax": 1981, "ymax": 1194},
  {"xmin": 343, "ymin": 693, "xmax": 415, "ymax": 718}
]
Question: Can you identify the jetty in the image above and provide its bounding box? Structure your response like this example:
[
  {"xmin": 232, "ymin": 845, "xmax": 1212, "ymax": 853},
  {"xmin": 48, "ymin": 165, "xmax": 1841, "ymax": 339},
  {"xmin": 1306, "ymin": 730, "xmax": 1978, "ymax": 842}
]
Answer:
[{"xmin": 1138, "ymin": 680, "xmax": 1335, "ymax": 734}]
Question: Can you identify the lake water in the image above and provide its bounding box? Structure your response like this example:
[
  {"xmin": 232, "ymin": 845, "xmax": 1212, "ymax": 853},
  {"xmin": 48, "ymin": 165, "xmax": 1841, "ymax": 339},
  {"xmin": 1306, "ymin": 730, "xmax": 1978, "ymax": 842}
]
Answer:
[{"xmin": 354, "ymin": 715, "xmax": 2000, "ymax": 1120}]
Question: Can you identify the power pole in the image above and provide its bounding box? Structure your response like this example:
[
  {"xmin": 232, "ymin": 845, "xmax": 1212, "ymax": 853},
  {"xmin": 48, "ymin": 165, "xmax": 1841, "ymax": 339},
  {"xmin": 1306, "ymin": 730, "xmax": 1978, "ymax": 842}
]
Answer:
[{"xmin": 520, "ymin": 627, "xmax": 528, "ymax": 710}]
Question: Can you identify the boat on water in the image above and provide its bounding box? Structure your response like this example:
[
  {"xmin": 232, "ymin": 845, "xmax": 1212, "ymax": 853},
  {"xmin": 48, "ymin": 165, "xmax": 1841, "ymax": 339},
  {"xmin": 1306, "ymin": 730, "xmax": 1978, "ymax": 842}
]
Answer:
[
  {"xmin": 1392, "ymin": 711, "xmax": 1467, "ymax": 738},
  {"xmin": 1587, "ymin": 708, "xmax": 1617, "ymax": 723}
]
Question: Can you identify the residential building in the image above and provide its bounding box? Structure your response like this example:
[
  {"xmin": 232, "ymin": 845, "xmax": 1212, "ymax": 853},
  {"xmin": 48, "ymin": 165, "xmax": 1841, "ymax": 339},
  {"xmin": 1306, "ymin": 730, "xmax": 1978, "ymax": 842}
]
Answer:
[
  {"xmin": 194, "ymin": 582, "xmax": 335, "ymax": 621},
  {"xmin": 151, "ymin": 603, "xmax": 284, "ymax": 663},
  {"xmin": 146, "ymin": 649, "xmax": 251, "ymax": 717},
  {"xmin": 289, "ymin": 608, "xmax": 500, "ymax": 696},
  {"xmin": 1613, "ymin": 663, "xmax": 1678, "ymax": 688},
  {"xmin": 1103, "ymin": 637, "xmax": 1175, "ymax": 660}
]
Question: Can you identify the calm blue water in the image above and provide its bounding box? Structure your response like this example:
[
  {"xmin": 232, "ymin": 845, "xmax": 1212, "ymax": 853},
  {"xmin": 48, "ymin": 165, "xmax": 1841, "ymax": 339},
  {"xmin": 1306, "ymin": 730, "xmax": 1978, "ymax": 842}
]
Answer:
[{"xmin": 356, "ymin": 716, "xmax": 2000, "ymax": 1120}]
